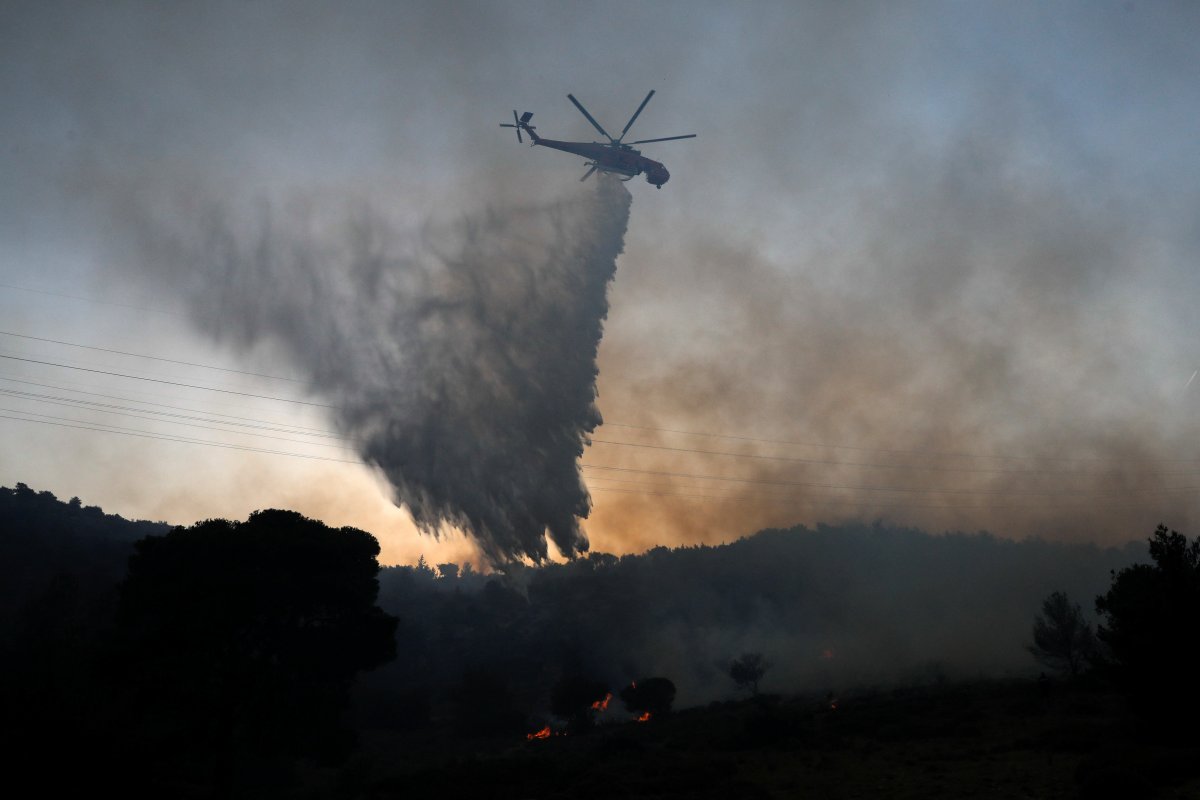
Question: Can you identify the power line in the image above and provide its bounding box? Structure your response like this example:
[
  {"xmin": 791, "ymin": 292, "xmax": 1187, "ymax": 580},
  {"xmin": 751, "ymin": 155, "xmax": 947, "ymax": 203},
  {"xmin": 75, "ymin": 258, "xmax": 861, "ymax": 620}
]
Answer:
[
  {"xmin": 0, "ymin": 393, "xmax": 356, "ymax": 450},
  {"xmin": 5, "ymin": 349, "xmax": 1198, "ymax": 485},
  {"xmin": 0, "ymin": 410, "xmax": 362, "ymax": 465},
  {"xmin": 599, "ymin": 421, "xmax": 1200, "ymax": 465},
  {"xmin": 0, "ymin": 374, "xmax": 337, "ymax": 436},
  {"xmin": 4, "ymin": 331, "xmax": 1200, "ymax": 497},
  {"xmin": 3, "ymin": 405, "xmax": 1189, "ymax": 513},
  {"xmin": 0, "ymin": 385, "xmax": 349, "ymax": 441},
  {"xmin": 584, "ymin": 478, "xmax": 1180, "ymax": 512},
  {"xmin": 579, "ymin": 462, "xmax": 1200, "ymax": 497},
  {"xmin": 587, "ymin": 437, "xmax": 1200, "ymax": 477},
  {"xmin": 4, "ymin": 402, "xmax": 1196, "ymax": 511},
  {"xmin": 4, "ymin": 326, "xmax": 1198, "ymax": 468},
  {"xmin": 5, "ymin": 351, "xmax": 1193, "ymax": 480},
  {"xmin": 0, "ymin": 330, "xmax": 301, "ymax": 382},
  {"xmin": 5, "ymin": 282, "xmax": 1198, "ymax": 468},
  {"xmin": 0, "ymin": 353, "xmax": 334, "ymax": 408},
  {"xmin": 0, "ymin": 281, "xmax": 180, "ymax": 316}
]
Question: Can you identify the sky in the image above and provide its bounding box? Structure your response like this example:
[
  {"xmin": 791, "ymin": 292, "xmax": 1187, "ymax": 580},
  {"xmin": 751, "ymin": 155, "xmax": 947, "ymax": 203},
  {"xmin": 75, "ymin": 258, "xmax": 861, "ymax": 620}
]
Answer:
[{"xmin": 2, "ymin": 0, "xmax": 1199, "ymax": 567}]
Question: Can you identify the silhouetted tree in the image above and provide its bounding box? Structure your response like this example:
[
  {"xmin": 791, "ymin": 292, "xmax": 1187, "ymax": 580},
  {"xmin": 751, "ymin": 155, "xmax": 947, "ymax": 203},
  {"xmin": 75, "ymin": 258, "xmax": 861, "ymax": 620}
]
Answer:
[
  {"xmin": 115, "ymin": 510, "xmax": 398, "ymax": 780},
  {"xmin": 1096, "ymin": 524, "xmax": 1200, "ymax": 730},
  {"xmin": 1028, "ymin": 591, "xmax": 1096, "ymax": 677},
  {"xmin": 619, "ymin": 677, "xmax": 676, "ymax": 719},
  {"xmin": 729, "ymin": 652, "xmax": 769, "ymax": 696}
]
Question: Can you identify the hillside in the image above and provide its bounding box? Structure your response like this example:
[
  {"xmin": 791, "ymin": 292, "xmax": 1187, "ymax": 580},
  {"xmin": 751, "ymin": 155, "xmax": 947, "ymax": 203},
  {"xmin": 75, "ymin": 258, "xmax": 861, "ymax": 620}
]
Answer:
[{"xmin": 351, "ymin": 678, "xmax": 1200, "ymax": 800}]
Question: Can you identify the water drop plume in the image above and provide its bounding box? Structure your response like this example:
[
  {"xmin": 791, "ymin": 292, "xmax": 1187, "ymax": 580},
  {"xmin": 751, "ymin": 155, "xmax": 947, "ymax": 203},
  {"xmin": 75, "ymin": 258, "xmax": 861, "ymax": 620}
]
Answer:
[{"xmin": 121, "ymin": 177, "xmax": 633, "ymax": 565}]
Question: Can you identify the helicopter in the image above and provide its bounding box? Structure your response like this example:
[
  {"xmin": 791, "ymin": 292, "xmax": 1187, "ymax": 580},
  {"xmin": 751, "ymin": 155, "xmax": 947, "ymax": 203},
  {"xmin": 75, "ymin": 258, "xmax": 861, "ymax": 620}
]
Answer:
[{"xmin": 500, "ymin": 90, "xmax": 695, "ymax": 188}]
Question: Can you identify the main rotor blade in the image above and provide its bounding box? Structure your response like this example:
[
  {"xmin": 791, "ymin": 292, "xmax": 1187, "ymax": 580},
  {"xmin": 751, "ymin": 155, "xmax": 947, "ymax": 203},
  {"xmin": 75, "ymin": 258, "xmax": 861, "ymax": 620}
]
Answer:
[
  {"xmin": 567, "ymin": 94, "xmax": 613, "ymax": 141},
  {"xmin": 628, "ymin": 134, "xmax": 697, "ymax": 145},
  {"xmin": 621, "ymin": 90, "xmax": 655, "ymax": 139}
]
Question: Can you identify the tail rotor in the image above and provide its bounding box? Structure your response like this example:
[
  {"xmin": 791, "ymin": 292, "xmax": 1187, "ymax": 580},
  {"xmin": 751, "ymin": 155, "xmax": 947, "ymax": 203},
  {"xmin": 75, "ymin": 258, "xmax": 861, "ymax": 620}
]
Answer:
[
  {"xmin": 500, "ymin": 110, "xmax": 535, "ymax": 143},
  {"xmin": 500, "ymin": 109, "xmax": 523, "ymax": 143}
]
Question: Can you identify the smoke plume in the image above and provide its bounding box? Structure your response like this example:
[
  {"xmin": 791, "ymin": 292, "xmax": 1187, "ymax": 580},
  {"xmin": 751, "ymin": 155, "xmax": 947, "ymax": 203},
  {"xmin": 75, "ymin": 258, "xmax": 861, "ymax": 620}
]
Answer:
[{"xmin": 118, "ymin": 177, "xmax": 632, "ymax": 565}]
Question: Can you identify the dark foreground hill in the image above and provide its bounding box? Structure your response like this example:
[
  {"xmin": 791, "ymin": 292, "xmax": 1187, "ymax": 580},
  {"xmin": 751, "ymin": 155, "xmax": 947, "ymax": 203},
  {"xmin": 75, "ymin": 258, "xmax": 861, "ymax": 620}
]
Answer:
[
  {"xmin": 349, "ymin": 678, "xmax": 1200, "ymax": 800},
  {"xmin": 5, "ymin": 483, "xmax": 1190, "ymax": 798}
]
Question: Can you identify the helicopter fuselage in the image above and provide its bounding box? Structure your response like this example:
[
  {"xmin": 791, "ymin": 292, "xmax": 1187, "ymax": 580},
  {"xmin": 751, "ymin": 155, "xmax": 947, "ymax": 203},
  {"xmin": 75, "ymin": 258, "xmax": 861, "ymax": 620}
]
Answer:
[{"xmin": 534, "ymin": 138, "xmax": 670, "ymax": 186}]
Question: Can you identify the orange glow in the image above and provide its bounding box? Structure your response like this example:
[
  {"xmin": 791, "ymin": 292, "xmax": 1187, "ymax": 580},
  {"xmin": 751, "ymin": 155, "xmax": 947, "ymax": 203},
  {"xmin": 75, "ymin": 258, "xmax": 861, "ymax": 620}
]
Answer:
[
  {"xmin": 821, "ymin": 648, "xmax": 835, "ymax": 660},
  {"xmin": 526, "ymin": 726, "xmax": 551, "ymax": 740},
  {"xmin": 636, "ymin": 712, "xmax": 651, "ymax": 722},
  {"xmin": 591, "ymin": 692, "xmax": 612, "ymax": 711}
]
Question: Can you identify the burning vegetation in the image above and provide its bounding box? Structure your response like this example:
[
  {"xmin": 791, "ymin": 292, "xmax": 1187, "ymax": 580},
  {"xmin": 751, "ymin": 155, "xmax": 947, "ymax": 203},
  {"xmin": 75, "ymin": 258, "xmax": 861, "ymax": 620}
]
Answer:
[{"xmin": 620, "ymin": 677, "xmax": 676, "ymax": 722}]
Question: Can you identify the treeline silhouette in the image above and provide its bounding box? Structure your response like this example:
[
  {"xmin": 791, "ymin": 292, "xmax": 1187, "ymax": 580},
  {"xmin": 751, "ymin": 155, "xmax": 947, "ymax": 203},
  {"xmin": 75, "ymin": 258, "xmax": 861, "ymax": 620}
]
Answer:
[
  {"xmin": 7, "ymin": 481, "xmax": 1199, "ymax": 796},
  {"xmin": 0, "ymin": 482, "xmax": 166, "ymax": 628},
  {"xmin": 361, "ymin": 523, "xmax": 1141, "ymax": 735}
]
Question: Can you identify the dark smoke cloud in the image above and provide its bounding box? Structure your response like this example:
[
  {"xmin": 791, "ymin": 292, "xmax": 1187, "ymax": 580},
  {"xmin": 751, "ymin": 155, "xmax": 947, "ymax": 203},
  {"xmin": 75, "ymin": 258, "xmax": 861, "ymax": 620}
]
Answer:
[
  {"xmin": 113, "ymin": 178, "xmax": 632, "ymax": 565},
  {"xmin": 590, "ymin": 87, "xmax": 1200, "ymax": 552}
]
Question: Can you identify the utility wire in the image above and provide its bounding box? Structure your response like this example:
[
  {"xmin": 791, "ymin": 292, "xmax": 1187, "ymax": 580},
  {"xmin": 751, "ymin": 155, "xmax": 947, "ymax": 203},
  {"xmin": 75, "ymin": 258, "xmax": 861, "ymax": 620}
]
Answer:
[
  {"xmin": 579, "ymin": 462, "xmax": 1200, "ymax": 497},
  {"xmin": 5, "ymin": 325, "xmax": 1200, "ymax": 467},
  {"xmin": 599, "ymin": 421, "xmax": 1200, "ymax": 465},
  {"xmin": 6, "ymin": 399, "xmax": 1193, "ymax": 500},
  {"xmin": 0, "ymin": 281, "xmax": 181, "ymax": 316},
  {"xmin": 0, "ymin": 353, "xmax": 334, "ymax": 408},
  {"xmin": 0, "ymin": 374, "xmax": 337, "ymax": 435},
  {"xmin": 6, "ymin": 331, "xmax": 1200, "ymax": 490},
  {"xmin": 5, "ymin": 284, "xmax": 1198, "ymax": 466},
  {"xmin": 0, "ymin": 393, "xmax": 355, "ymax": 450},
  {"xmin": 5, "ymin": 352, "xmax": 1195, "ymax": 479},
  {"xmin": 0, "ymin": 410, "xmax": 362, "ymax": 465},
  {"xmin": 587, "ymin": 437, "xmax": 1200, "ymax": 477},
  {"xmin": 0, "ymin": 330, "xmax": 301, "ymax": 382},
  {"xmin": 0, "ymin": 385, "xmax": 349, "ymax": 441},
  {"xmin": 584, "ymin": 478, "xmax": 1179, "ymax": 512},
  {"xmin": 4, "ymin": 407, "xmax": 1196, "ymax": 513},
  {"xmin": 5, "ymin": 350, "xmax": 1199, "ymax": 482}
]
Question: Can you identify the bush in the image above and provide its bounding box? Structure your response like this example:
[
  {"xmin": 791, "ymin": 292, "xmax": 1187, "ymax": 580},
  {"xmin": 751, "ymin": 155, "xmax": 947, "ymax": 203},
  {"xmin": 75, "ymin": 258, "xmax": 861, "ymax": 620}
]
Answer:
[{"xmin": 1028, "ymin": 591, "xmax": 1097, "ymax": 677}]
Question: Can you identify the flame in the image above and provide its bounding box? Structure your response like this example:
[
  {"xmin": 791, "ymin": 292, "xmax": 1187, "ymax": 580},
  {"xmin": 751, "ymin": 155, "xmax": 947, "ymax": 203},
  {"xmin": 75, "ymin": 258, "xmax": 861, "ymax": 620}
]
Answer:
[
  {"xmin": 636, "ymin": 712, "xmax": 651, "ymax": 723},
  {"xmin": 526, "ymin": 726, "xmax": 551, "ymax": 740},
  {"xmin": 591, "ymin": 692, "xmax": 612, "ymax": 711}
]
